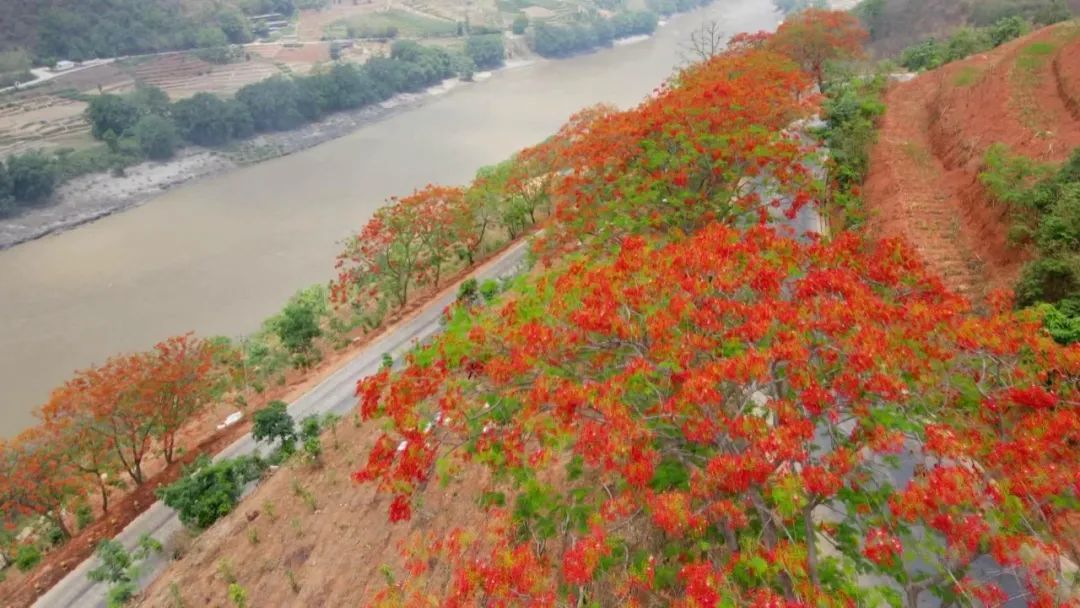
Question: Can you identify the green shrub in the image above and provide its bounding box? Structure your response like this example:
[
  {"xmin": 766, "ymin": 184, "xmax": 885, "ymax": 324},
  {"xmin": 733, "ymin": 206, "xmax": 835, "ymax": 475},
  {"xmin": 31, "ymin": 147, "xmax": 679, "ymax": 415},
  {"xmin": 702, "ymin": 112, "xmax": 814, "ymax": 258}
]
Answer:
[
  {"xmin": 300, "ymin": 415, "xmax": 323, "ymax": 463},
  {"xmin": 88, "ymin": 536, "xmax": 162, "ymax": 608},
  {"xmin": 14, "ymin": 544, "xmax": 41, "ymax": 571},
  {"xmin": 512, "ymin": 14, "xmax": 529, "ymax": 35},
  {"xmin": 465, "ymin": 35, "xmax": 505, "ymax": 70},
  {"xmin": 75, "ymin": 503, "xmax": 95, "ymax": 530},
  {"xmin": 7, "ymin": 152, "xmax": 59, "ymax": 203},
  {"xmin": 980, "ymin": 143, "xmax": 1054, "ymax": 209},
  {"xmin": 156, "ymin": 455, "xmax": 266, "ymax": 530},
  {"xmin": 1016, "ymin": 256, "xmax": 1079, "ymax": 307},
  {"xmin": 252, "ymin": 401, "xmax": 297, "ymax": 455},
  {"xmin": 1038, "ymin": 300, "xmax": 1080, "ymax": 344},
  {"xmin": 132, "ymin": 114, "xmax": 180, "ymax": 160}
]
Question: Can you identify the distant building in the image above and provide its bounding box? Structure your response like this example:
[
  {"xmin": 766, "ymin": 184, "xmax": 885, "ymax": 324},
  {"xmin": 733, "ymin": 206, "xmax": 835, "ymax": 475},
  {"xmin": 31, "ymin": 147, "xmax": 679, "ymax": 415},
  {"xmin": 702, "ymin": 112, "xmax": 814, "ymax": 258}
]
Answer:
[{"xmin": 54, "ymin": 60, "xmax": 75, "ymax": 71}]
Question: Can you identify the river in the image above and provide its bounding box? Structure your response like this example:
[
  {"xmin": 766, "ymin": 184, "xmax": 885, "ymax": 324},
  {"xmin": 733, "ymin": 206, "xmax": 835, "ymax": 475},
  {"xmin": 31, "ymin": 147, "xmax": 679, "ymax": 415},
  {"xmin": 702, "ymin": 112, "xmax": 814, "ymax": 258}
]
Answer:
[{"xmin": 0, "ymin": 0, "xmax": 780, "ymax": 436}]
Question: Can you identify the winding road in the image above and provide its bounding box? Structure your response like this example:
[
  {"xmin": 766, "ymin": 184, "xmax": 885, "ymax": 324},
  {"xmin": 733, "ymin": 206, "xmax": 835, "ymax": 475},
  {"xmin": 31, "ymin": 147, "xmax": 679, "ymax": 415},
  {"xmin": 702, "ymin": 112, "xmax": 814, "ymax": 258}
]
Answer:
[{"xmin": 33, "ymin": 238, "xmax": 532, "ymax": 608}]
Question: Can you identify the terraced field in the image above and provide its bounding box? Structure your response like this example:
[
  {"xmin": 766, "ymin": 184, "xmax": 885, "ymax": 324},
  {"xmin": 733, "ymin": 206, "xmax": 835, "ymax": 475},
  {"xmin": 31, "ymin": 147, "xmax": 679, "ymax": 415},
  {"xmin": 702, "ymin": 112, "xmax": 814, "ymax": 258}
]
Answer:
[{"xmin": 864, "ymin": 22, "xmax": 1080, "ymax": 298}]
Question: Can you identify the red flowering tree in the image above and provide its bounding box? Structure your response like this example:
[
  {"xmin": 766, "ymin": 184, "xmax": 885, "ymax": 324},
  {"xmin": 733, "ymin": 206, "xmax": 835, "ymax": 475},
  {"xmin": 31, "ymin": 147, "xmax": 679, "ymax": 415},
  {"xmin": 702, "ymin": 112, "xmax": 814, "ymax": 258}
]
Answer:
[
  {"xmin": 0, "ymin": 427, "xmax": 86, "ymax": 540},
  {"xmin": 38, "ymin": 376, "xmax": 122, "ymax": 514},
  {"xmin": 767, "ymin": 9, "xmax": 868, "ymax": 89},
  {"xmin": 355, "ymin": 224, "xmax": 1078, "ymax": 607},
  {"xmin": 140, "ymin": 334, "xmax": 235, "ymax": 464},
  {"xmin": 335, "ymin": 186, "xmax": 467, "ymax": 310},
  {"xmin": 349, "ymin": 43, "xmax": 1079, "ymax": 608}
]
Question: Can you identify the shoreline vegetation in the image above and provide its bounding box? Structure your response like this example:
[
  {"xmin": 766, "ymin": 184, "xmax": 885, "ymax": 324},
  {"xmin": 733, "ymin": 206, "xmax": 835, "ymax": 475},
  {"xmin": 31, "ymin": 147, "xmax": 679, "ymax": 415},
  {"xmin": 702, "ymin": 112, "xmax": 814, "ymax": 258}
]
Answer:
[{"xmin": 0, "ymin": 0, "xmax": 714, "ymax": 251}]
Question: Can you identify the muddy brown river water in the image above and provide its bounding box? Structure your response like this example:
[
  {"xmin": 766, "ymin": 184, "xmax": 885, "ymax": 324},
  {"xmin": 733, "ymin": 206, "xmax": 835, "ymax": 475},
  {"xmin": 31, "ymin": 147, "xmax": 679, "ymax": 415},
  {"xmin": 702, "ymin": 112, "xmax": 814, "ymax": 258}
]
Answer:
[{"xmin": 0, "ymin": 0, "xmax": 779, "ymax": 435}]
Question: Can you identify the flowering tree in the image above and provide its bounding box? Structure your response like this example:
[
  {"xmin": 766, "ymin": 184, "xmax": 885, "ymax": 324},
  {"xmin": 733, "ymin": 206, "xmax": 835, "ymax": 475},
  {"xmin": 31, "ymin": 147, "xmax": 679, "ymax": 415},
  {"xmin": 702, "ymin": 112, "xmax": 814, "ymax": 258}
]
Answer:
[
  {"xmin": 349, "ymin": 43, "xmax": 1079, "ymax": 608},
  {"xmin": 335, "ymin": 186, "xmax": 467, "ymax": 310},
  {"xmin": 140, "ymin": 334, "xmax": 235, "ymax": 464},
  {"xmin": 767, "ymin": 9, "xmax": 868, "ymax": 89},
  {"xmin": 0, "ymin": 427, "xmax": 85, "ymax": 540},
  {"xmin": 38, "ymin": 377, "xmax": 122, "ymax": 514},
  {"xmin": 354, "ymin": 224, "xmax": 1078, "ymax": 607}
]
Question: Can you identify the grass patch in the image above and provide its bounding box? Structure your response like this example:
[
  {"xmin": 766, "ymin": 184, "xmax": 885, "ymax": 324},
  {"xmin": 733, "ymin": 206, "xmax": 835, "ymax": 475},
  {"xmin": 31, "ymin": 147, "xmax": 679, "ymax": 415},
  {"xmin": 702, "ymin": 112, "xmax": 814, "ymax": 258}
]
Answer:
[
  {"xmin": 328, "ymin": 9, "xmax": 458, "ymax": 39},
  {"xmin": 497, "ymin": 0, "xmax": 566, "ymax": 11},
  {"xmin": 1012, "ymin": 40, "xmax": 1059, "ymax": 131},
  {"xmin": 952, "ymin": 65, "xmax": 982, "ymax": 87}
]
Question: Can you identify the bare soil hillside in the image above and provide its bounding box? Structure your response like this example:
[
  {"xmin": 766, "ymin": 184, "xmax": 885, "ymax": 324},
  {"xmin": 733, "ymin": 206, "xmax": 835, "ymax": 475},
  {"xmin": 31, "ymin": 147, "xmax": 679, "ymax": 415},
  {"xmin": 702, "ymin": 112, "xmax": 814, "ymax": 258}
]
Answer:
[
  {"xmin": 136, "ymin": 418, "xmax": 495, "ymax": 607},
  {"xmin": 864, "ymin": 22, "xmax": 1080, "ymax": 298}
]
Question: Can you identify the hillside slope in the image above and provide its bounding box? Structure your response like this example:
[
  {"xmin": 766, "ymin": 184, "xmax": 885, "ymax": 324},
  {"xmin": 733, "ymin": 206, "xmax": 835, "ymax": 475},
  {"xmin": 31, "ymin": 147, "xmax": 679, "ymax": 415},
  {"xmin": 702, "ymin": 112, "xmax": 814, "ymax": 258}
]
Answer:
[
  {"xmin": 856, "ymin": 0, "xmax": 1080, "ymax": 56},
  {"xmin": 863, "ymin": 21, "xmax": 1080, "ymax": 298}
]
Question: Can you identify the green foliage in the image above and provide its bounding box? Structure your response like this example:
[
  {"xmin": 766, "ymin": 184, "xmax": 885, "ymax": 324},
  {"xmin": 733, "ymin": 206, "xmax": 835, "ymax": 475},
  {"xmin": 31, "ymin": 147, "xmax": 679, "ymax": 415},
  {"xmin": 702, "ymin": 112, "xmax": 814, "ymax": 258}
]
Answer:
[
  {"xmin": 899, "ymin": 16, "xmax": 1032, "ymax": 72},
  {"xmin": 512, "ymin": 14, "xmax": 529, "ymax": 35},
  {"xmin": 611, "ymin": 11, "xmax": 659, "ymax": 38},
  {"xmin": 982, "ymin": 145, "xmax": 1080, "ymax": 342},
  {"xmin": 86, "ymin": 94, "xmax": 142, "ymax": 140},
  {"xmin": 156, "ymin": 455, "xmax": 266, "ymax": 530},
  {"xmin": 172, "ymin": 93, "xmax": 251, "ymax": 147},
  {"xmin": 53, "ymin": 145, "xmax": 141, "ymax": 182},
  {"xmin": 988, "ymin": 15, "xmax": 1033, "ymax": 46},
  {"xmin": 1038, "ymin": 300, "xmax": 1080, "ymax": 344},
  {"xmin": 236, "ymin": 75, "xmax": 319, "ymax": 132},
  {"xmin": 273, "ymin": 289, "xmax": 324, "ymax": 360},
  {"xmin": 228, "ymin": 583, "xmax": 248, "ymax": 608},
  {"xmin": 87, "ymin": 535, "xmax": 162, "ymax": 607},
  {"xmin": 6, "ymin": 152, "xmax": 59, "ymax": 204},
  {"xmin": 465, "ymin": 35, "xmax": 506, "ymax": 70},
  {"xmin": 132, "ymin": 114, "xmax": 179, "ymax": 160},
  {"xmin": 75, "ymin": 502, "xmax": 94, "ymax": 530},
  {"xmin": 853, "ymin": 0, "xmax": 887, "ymax": 40},
  {"xmin": 218, "ymin": 9, "xmax": 254, "ymax": 44},
  {"xmin": 820, "ymin": 72, "xmax": 886, "ymax": 227},
  {"xmin": 300, "ymin": 415, "xmax": 323, "ymax": 463},
  {"xmin": 14, "ymin": 544, "xmax": 41, "ymax": 571},
  {"xmin": 772, "ymin": 0, "xmax": 826, "ymax": 14},
  {"xmin": 252, "ymin": 401, "xmax": 297, "ymax": 455},
  {"xmin": 980, "ymin": 143, "xmax": 1055, "ymax": 210}
]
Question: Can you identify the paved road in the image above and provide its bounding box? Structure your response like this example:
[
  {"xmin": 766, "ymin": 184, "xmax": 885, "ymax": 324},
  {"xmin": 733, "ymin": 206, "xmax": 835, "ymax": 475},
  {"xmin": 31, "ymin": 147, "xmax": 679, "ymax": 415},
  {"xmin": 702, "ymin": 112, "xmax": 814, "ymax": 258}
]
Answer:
[{"xmin": 33, "ymin": 238, "xmax": 532, "ymax": 608}]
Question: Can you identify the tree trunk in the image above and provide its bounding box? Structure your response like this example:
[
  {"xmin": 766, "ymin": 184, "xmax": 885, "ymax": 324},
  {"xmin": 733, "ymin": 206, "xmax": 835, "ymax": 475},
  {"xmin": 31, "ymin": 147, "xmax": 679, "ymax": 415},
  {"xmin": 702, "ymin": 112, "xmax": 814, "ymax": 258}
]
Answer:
[{"xmin": 163, "ymin": 432, "xmax": 175, "ymax": 465}]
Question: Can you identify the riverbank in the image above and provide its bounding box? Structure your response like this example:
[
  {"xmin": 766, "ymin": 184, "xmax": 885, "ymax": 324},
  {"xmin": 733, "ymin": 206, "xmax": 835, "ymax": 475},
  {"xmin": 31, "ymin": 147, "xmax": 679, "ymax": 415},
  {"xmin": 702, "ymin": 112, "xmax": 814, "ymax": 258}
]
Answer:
[{"xmin": 0, "ymin": 72, "xmax": 504, "ymax": 251}]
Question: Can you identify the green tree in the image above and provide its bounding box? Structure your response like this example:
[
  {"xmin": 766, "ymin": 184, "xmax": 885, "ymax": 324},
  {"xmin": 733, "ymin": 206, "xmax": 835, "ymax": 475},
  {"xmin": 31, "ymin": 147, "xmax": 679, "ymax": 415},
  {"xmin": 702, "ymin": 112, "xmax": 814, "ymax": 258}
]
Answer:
[
  {"xmin": 275, "ymin": 298, "xmax": 322, "ymax": 356},
  {"xmin": 511, "ymin": 14, "xmax": 529, "ymax": 35},
  {"xmin": 86, "ymin": 94, "xmax": 141, "ymax": 139},
  {"xmin": 7, "ymin": 152, "xmax": 59, "ymax": 203},
  {"xmin": 236, "ymin": 76, "xmax": 317, "ymax": 132},
  {"xmin": 218, "ymin": 9, "xmax": 254, "ymax": 44},
  {"xmin": 465, "ymin": 35, "xmax": 505, "ymax": 70},
  {"xmin": 128, "ymin": 85, "xmax": 171, "ymax": 117},
  {"xmin": 988, "ymin": 15, "xmax": 1032, "ymax": 47},
  {"xmin": 132, "ymin": 115, "xmax": 179, "ymax": 160},
  {"xmin": 156, "ymin": 456, "xmax": 265, "ymax": 530},
  {"xmin": 196, "ymin": 26, "xmax": 231, "ymax": 64},
  {"xmin": 252, "ymin": 401, "xmax": 297, "ymax": 455},
  {"xmin": 172, "ymin": 93, "xmax": 235, "ymax": 146},
  {"xmin": 0, "ymin": 161, "xmax": 14, "ymax": 215}
]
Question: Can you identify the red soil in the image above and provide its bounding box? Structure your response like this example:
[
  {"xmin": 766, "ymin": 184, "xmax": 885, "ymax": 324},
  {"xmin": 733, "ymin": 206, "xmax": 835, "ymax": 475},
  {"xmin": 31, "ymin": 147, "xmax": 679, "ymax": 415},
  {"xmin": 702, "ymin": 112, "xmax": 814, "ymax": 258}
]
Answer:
[{"xmin": 864, "ymin": 23, "xmax": 1080, "ymax": 300}]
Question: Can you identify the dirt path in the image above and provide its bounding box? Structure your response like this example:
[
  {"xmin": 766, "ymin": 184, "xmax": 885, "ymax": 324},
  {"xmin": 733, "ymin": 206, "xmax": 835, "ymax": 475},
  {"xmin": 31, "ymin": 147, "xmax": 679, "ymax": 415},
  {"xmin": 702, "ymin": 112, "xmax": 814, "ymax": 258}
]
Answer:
[
  {"xmin": 864, "ymin": 24, "xmax": 1080, "ymax": 301},
  {"xmin": 864, "ymin": 71, "xmax": 987, "ymax": 297}
]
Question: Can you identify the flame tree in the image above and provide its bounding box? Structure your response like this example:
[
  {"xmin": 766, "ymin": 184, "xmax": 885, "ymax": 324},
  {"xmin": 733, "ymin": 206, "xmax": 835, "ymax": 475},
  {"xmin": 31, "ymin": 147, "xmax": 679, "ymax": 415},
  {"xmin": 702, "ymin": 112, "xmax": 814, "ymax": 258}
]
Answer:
[{"xmin": 349, "ymin": 16, "xmax": 1080, "ymax": 608}]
